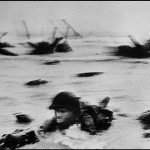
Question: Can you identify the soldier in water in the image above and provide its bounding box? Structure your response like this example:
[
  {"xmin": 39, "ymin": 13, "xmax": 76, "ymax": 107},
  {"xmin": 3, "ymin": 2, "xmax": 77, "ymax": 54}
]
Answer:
[
  {"xmin": 38, "ymin": 91, "xmax": 113, "ymax": 135},
  {"xmin": 38, "ymin": 91, "xmax": 81, "ymax": 134},
  {"xmin": 0, "ymin": 91, "xmax": 113, "ymax": 149}
]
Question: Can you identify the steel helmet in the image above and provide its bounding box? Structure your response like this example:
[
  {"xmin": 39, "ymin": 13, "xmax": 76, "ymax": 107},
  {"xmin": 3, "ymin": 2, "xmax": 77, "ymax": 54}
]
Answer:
[{"xmin": 49, "ymin": 91, "xmax": 81, "ymax": 113}]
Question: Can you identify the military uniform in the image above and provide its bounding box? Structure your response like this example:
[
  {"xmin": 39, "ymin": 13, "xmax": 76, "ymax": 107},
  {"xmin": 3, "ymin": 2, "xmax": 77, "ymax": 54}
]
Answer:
[
  {"xmin": 0, "ymin": 92, "xmax": 113, "ymax": 149},
  {"xmin": 38, "ymin": 104, "xmax": 113, "ymax": 135}
]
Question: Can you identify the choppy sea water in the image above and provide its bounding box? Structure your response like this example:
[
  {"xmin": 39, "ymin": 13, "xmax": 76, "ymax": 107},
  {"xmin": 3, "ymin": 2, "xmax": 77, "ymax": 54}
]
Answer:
[{"xmin": 1, "ymin": 35, "xmax": 150, "ymax": 149}]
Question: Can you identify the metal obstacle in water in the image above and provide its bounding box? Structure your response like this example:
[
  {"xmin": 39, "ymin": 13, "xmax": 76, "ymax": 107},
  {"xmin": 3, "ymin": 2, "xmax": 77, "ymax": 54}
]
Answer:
[
  {"xmin": 0, "ymin": 32, "xmax": 8, "ymax": 42},
  {"xmin": 49, "ymin": 19, "xmax": 83, "ymax": 39}
]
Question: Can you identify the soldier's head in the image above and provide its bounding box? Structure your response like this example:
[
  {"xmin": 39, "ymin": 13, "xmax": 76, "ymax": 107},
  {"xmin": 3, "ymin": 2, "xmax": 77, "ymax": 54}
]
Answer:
[{"xmin": 49, "ymin": 91, "xmax": 81, "ymax": 125}]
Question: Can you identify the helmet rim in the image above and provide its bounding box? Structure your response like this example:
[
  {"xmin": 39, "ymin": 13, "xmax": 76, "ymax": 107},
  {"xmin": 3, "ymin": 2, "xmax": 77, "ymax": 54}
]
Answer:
[{"xmin": 48, "ymin": 91, "xmax": 81, "ymax": 112}]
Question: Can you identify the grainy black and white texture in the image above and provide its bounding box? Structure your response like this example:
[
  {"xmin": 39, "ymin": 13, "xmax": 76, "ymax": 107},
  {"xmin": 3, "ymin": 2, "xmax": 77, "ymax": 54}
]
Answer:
[{"xmin": 0, "ymin": 1, "xmax": 150, "ymax": 149}]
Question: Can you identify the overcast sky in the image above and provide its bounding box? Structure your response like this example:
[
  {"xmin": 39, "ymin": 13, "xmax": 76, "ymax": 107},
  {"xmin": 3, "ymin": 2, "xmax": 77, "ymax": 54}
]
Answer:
[{"xmin": 1, "ymin": 1, "xmax": 150, "ymax": 35}]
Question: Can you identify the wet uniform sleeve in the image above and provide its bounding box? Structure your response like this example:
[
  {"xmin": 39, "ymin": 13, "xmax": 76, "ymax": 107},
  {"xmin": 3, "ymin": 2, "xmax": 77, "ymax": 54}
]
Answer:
[{"xmin": 37, "ymin": 117, "xmax": 57, "ymax": 135}]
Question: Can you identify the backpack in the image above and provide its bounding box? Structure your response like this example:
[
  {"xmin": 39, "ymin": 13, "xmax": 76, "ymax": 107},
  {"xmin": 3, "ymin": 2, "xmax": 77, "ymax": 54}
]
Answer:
[{"xmin": 80, "ymin": 97, "xmax": 113, "ymax": 134}]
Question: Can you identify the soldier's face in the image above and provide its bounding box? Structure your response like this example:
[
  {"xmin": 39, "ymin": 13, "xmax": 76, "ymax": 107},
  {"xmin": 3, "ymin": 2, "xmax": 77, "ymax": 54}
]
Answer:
[{"xmin": 55, "ymin": 108, "xmax": 75, "ymax": 124}]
